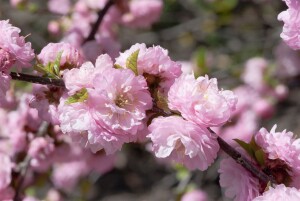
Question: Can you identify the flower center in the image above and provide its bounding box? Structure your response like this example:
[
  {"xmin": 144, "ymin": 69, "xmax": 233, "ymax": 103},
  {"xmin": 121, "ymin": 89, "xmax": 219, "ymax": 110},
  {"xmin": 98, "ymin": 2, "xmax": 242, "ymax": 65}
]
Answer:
[
  {"xmin": 174, "ymin": 139, "xmax": 186, "ymax": 158},
  {"xmin": 0, "ymin": 49, "xmax": 14, "ymax": 71},
  {"xmin": 115, "ymin": 94, "xmax": 128, "ymax": 108}
]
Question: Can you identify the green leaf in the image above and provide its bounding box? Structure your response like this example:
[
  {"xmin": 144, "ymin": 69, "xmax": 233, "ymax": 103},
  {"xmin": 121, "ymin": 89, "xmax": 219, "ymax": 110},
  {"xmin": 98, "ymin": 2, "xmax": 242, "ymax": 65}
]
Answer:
[
  {"xmin": 114, "ymin": 64, "xmax": 124, "ymax": 69},
  {"xmin": 33, "ymin": 51, "xmax": 63, "ymax": 79},
  {"xmin": 234, "ymin": 139, "xmax": 255, "ymax": 158},
  {"xmin": 34, "ymin": 63, "xmax": 48, "ymax": 74},
  {"xmin": 53, "ymin": 51, "xmax": 63, "ymax": 76},
  {"xmin": 126, "ymin": 49, "xmax": 139, "ymax": 75},
  {"xmin": 195, "ymin": 47, "xmax": 209, "ymax": 76},
  {"xmin": 249, "ymin": 136, "xmax": 261, "ymax": 151},
  {"xmin": 66, "ymin": 88, "xmax": 88, "ymax": 104},
  {"xmin": 254, "ymin": 149, "xmax": 266, "ymax": 166}
]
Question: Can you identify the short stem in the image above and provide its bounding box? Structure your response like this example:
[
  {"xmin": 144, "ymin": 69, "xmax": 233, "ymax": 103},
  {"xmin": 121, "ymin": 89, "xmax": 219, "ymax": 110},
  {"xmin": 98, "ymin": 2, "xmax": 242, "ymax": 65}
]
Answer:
[
  {"xmin": 10, "ymin": 72, "xmax": 65, "ymax": 88},
  {"xmin": 208, "ymin": 128, "xmax": 276, "ymax": 185}
]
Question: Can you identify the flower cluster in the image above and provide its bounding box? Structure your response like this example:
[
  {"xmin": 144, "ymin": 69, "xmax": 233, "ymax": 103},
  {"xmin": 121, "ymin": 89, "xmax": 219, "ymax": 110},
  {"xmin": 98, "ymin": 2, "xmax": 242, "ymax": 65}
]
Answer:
[
  {"xmin": 0, "ymin": 20, "xmax": 34, "ymax": 107},
  {"xmin": 219, "ymin": 125, "xmax": 300, "ymax": 200},
  {"xmin": 59, "ymin": 53, "xmax": 153, "ymax": 154}
]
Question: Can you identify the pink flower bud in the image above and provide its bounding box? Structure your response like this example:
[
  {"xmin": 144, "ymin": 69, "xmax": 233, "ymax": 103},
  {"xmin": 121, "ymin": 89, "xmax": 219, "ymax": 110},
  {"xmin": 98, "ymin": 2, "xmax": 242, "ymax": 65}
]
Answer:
[
  {"xmin": 253, "ymin": 98, "xmax": 274, "ymax": 119},
  {"xmin": 181, "ymin": 190, "xmax": 208, "ymax": 201}
]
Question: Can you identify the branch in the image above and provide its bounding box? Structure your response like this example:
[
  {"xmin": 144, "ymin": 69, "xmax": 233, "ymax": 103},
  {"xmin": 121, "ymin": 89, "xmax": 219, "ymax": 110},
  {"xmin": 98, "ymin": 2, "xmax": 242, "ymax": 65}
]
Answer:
[
  {"xmin": 10, "ymin": 72, "xmax": 65, "ymax": 88},
  {"xmin": 83, "ymin": 0, "xmax": 115, "ymax": 44},
  {"xmin": 207, "ymin": 128, "xmax": 276, "ymax": 185}
]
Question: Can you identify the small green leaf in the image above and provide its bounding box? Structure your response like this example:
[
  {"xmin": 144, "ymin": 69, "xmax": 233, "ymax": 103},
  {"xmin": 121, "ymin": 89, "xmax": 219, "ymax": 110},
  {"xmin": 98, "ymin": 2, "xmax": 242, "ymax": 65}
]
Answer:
[
  {"xmin": 114, "ymin": 64, "xmax": 124, "ymax": 69},
  {"xmin": 254, "ymin": 149, "xmax": 266, "ymax": 166},
  {"xmin": 126, "ymin": 49, "xmax": 139, "ymax": 75},
  {"xmin": 66, "ymin": 88, "xmax": 88, "ymax": 104},
  {"xmin": 53, "ymin": 51, "xmax": 63, "ymax": 76},
  {"xmin": 34, "ymin": 51, "xmax": 62, "ymax": 79},
  {"xmin": 195, "ymin": 47, "xmax": 209, "ymax": 76},
  {"xmin": 234, "ymin": 139, "xmax": 255, "ymax": 158},
  {"xmin": 34, "ymin": 63, "xmax": 48, "ymax": 74}
]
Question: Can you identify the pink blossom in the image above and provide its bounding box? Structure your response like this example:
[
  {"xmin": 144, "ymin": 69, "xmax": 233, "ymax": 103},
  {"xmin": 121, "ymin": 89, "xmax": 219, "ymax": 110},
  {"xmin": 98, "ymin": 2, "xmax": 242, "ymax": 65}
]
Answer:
[
  {"xmin": 148, "ymin": 116, "xmax": 219, "ymax": 171},
  {"xmin": 253, "ymin": 184, "xmax": 300, "ymax": 201},
  {"xmin": 88, "ymin": 66, "xmax": 152, "ymax": 135},
  {"xmin": 219, "ymin": 157, "xmax": 260, "ymax": 201},
  {"xmin": 121, "ymin": 0, "xmax": 163, "ymax": 28},
  {"xmin": 0, "ymin": 153, "xmax": 12, "ymax": 190},
  {"xmin": 242, "ymin": 57, "xmax": 268, "ymax": 92},
  {"xmin": 255, "ymin": 125, "xmax": 297, "ymax": 165},
  {"xmin": 0, "ymin": 20, "xmax": 34, "ymax": 71},
  {"xmin": 115, "ymin": 43, "xmax": 182, "ymax": 94},
  {"xmin": 181, "ymin": 189, "xmax": 208, "ymax": 201},
  {"xmin": 48, "ymin": 0, "xmax": 71, "ymax": 15},
  {"xmin": 63, "ymin": 54, "xmax": 115, "ymax": 94},
  {"xmin": 37, "ymin": 42, "xmax": 83, "ymax": 70},
  {"xmin": 168, "ymin": 74, "xmax": 237, "ymax": 127},
  {"xmin": 59, "ymin": 54, "xmax": 152, "ymax": 154},
  {"xmin": 278, "ymin": 0, "xmax": 300, "ymax": 50}
]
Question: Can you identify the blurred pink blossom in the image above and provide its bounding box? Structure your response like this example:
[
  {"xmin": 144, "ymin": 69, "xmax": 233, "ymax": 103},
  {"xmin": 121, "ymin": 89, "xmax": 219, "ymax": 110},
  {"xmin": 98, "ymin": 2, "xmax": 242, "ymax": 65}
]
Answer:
[
  {"xmin": 121, "ymin": 0, "xmax": 163, "ymax": 28},
  {"xmin": 48, "ymin": 0, "xmax": 71, "ymax": 15},
  {"xmin": 181, "ymin": 189, "xmax": 208, "ymax": 201},
  {"xmin": 242, "ymin": 57, "xmax": 268, "ymax": 92}
]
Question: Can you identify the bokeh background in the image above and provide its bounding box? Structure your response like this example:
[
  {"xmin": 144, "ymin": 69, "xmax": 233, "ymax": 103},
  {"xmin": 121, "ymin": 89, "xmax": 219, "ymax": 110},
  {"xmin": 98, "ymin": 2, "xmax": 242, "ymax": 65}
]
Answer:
[{"xmin": 1, "ymin": 0, "xmax": 299, "ymax": 200}]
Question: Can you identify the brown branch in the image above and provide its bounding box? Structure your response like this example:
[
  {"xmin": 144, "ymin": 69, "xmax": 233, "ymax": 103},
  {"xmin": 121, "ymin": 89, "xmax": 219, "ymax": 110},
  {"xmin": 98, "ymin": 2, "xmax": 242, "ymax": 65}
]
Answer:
[
  {"xmin": 10, "ymin": 72, "xmax": 65, "ymax": 88},
  {"xmin": 207, "ymin": 128, "xmax": 276, "ymax": 185},
  {"xmin": 83, "ymin": 0, "xmax": 115, "ymax": 44}
]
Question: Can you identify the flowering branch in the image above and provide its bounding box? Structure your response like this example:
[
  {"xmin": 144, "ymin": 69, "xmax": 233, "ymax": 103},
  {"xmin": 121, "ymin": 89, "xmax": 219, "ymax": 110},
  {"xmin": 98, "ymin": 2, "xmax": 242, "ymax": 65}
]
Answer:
[
  {"xmin": 9, "ymin": 72, "xmax": 277, "ymax": 186},
  {"xmin": 83, "ymin": 0, "xmax": 115, "ymax": 43},
  {"xmin": 10, "ymin": 72, "xmax": 65, "ymax": 87},
  {"xmin": 207, "ymin": 128, "xmax": 276, "ymax": 185}
]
